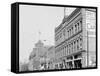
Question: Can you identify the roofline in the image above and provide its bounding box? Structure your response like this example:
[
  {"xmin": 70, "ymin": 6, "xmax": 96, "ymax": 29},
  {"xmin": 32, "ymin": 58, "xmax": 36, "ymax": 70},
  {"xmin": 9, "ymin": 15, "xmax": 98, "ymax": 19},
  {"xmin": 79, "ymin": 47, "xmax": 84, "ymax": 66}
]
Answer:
[{"xmin": 55, "ymin": 8, "xmax": 81, "ymax": 32}]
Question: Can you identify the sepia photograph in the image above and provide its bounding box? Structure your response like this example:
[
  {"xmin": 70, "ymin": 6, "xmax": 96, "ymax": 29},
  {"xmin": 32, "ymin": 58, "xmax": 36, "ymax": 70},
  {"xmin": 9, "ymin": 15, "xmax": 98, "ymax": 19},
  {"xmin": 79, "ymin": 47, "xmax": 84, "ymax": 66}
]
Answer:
[{"xmin": 11, "ymin": 2, "xmax": 97, "ymax": 73}]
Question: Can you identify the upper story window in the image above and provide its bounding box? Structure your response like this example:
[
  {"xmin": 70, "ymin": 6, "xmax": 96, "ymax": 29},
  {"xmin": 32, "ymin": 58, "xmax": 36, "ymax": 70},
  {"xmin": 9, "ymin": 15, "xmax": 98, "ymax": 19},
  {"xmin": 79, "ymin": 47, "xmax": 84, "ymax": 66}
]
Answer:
[
  {"xmin": 80, "ymin": 20, "xmax": 82, "ymax": 31},
  {"xmin": 71, "ymin": 26, "xmax": 73, "ymax": 35},
  {"xmin": 77, "ymin": 39, "xmax": 79, "ymax": 51},
  {"xmin": 70, "ymin": 29, "xmax": 71, "ymax": 36},
  {"xmin": 71, "ymin": 42, "xmax": 73, "ymax": 53},
  {"xmin": 77, "ymin": 22, "xmax": 80, "ymax": 31},
  {"xmin": 69, "ymin": 43, "xmax": 71, "ymax": 54},
  {"xmin": 63, "ymin": 29, "xmax": 66, "ymax": 37},
  {"xmin": 75, "ymin": 24, "xmax": 77, "ymax": 33},
  {"xmin": 55, "ymin": 35, "xmax": 57, "ymax": 41},
  {"xmin": 67, "ymin": 45, "xmax": 69, "ymax": 55},
  {"xmin": 80, "ymin": 37, "xmax": 82, "ymax": 50},
  {"xmin": 67, "ymin": 30, "xmax": 69, "ymax": 38},
  {"xmin": 74, "ymin": 40, "xmax": 76, "ymax": 52},
  {"xmin": 59, "ymin": 33, "xmax": 62, "ymax": 39}
]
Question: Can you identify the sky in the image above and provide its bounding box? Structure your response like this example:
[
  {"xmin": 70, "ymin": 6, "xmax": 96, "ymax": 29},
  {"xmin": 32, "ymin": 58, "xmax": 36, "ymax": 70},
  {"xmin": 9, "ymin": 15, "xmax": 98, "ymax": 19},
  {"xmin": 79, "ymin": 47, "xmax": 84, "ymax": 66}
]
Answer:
[
  {"xmin": 19, "ymin": 5, "xmax": 76, "ymax": 63},
  {"xmin": 19, "ymin": 5, "xmax": 64, "ymax": 63}
]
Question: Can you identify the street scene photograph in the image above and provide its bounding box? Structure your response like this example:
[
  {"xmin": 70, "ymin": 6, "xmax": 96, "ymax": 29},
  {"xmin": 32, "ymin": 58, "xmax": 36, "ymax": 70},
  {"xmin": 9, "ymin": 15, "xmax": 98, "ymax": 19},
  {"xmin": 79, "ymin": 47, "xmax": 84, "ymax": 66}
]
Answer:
[{"xmin": 19, "ymin": 5, "xmax": 96, "ymax": 72}]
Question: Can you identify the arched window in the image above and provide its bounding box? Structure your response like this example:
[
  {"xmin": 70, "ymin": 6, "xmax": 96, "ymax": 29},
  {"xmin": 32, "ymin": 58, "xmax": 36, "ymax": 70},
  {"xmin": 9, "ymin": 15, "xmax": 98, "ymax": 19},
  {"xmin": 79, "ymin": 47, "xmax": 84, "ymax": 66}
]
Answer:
[
  {"xmin": 63, "ymin": 29, "xmax": 66, "ymax": 37},
  {"xmin": 70, "ymin": 29, "xmax": 71, "ymax": 37},
  {"xmin": 69, "ymin": 43, "xmax": 71, "ymax": 54},
  {"xmin": 66, "ymin": 45, "xmax": 68, "ymax": 55},
  {"xmin": 72, "ymin": 27, "xmax": 73, "ymax": 35},
  {"xmin": 80, "ymin": 36, "xmax": 82, "ymax": 50},
  {"xmin": 67, "ymin": 30, "xmax": 69, "ymax": 38},
  {"xmin": 73, "ymin": 25, "xmax": 75, "ymax": 35},
  {"xmin": 77, "ymin": 39, "xmax": 79, "ymax": 51},
  {"xmin": 80, "ymin": 20, "xmax": 82, "ymax": 31},
  {"xmin": 67, "ymin": 45, "xmax": 69, "ymax": 55},
  {"xmin": 64, "ymin": 46, "xmax": 66, "ymax": 56},
  {"xmin": 70, "ymin": 43, "xmax": 72, "ymax": 54},
  {"xmin": 70, "ymin": 42, "xmax": 72, "ymax": 54},
  {"xmin": 77, "ymin": 22, "xmax": 80, "ymax": 32},
  {"xmin": 71, "ymin": 42, "xmax": 73, "ymax": 53},
  {"xmin": 60, "ymin": 47, "xmax": 62, "ymax": 57},
  {"xmin": 74, "ymin": 40, "xmax": 76, "ymax": 52},
  {"xmin": 63, "ymin": 47, "xmax": 65, "ymax": 56},
  {"xmin": 75, "ymin": 24, "xmax": 77, "ymax": 33}
]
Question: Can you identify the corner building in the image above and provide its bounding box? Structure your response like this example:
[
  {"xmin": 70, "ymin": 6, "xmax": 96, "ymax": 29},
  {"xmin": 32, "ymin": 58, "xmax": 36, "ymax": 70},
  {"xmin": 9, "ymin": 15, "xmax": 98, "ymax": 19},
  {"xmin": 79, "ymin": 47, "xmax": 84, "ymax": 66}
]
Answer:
[
  {"xmin": 55, "ymin": 8, "xmax": 96, "ymax": 69},
  {"xmin": 28, "ymin": 40, "xmax": 51, "ymax": 70}
]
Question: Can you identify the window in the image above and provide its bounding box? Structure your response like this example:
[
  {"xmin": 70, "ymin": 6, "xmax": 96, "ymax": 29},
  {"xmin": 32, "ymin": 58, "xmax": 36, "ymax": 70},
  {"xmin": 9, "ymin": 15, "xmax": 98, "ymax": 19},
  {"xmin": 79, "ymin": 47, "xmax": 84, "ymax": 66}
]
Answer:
[
  {"xmin": 71, "ymin": 42, "xmax": 73, "ymax": 53},
  {"xmin": 77, "ymin": 22, "xmax": 80, "ymax": 32},
  {"xmin": 67, "ymin": 45, "xmax": 69, "ymax": 55},
  {"xmin": 67, "ymin": 30, "xmax": 69, "ymax": 38},
  {"xmin": 77, "ymin": 39, "xmax": 79, "ymax": 51},
  {"xmin": 69, "ymin": 44, "xmax": 70, "ymax": 54},
  {"xmin": 80, "ymin": 20, "xmax": 82, "ymax": 31},
  {"xmin": 72, "ymin": 27, "xmax": 73, "ymax": 35},
  {"xmin": 55, "ymin": 37, "xmax": 57, "ymax": 41},
  {"xmin": 75, "ymin": 24, "xmax": 77, "ymax": 33},
  {"xmin": 74, "ymin": 40, "xmax": 76, "ymax": 52},
  {"xmin": 64, "ymin": 46, "xmax": 66, "ymax": 56},
  {"xmin": 65, "ymin": 46, "xmax": 66, "ymax": 56},
  {"xmin": 73, "ymin": 42, "xmax": 74, "ymax": 53},
  {"xmin": 70, "ymin": 29, "xmax": 71, "ymax": 37},
  {"xmin": 63, "ymin": 47, "xmax": 65, "ymax": 56},
  {"xmin": 63, "ymin": 29, "xmax": 66, "ymax": 37},
  {"xmin": 80, "ymin": 37, "xmax": 82, "ymax": 50},
  {"xmin": 70, "ymin": 43, "xmax": 72, "ymax": 54},
  {"xmin": 66, "ymin": 45, "xmax": 68, "ymax": 55},
  {"xmin": 60, "ymin": 33, "xmax": 62, "ymax": 38}
]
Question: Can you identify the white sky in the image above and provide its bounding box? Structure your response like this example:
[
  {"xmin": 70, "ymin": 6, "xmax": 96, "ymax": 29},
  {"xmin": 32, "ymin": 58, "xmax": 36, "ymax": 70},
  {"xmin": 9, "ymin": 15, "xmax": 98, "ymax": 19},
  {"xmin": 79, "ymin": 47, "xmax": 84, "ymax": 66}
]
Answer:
[
  {"xmin": 19, "ymin": 5, "xmax": 76, "ymax": 63},
  {"xmin": 19, "ymin": 5, "xmax": 64, "ymax": 63}
]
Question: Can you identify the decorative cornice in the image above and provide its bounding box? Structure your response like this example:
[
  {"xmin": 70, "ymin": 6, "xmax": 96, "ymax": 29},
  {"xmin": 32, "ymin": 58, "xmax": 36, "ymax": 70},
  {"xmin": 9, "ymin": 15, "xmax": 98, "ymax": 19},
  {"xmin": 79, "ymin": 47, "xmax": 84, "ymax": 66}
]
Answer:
[{"xmin": 55, "ymin": 8, "xmax": 81, "ymax": 32}]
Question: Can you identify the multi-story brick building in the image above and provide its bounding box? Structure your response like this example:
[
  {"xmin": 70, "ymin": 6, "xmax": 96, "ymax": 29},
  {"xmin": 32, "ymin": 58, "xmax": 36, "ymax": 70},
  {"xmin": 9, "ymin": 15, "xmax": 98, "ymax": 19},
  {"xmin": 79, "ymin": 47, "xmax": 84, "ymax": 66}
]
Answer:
[{"xmin": 55, "ymin": 8, "xmax": 96, "ymax": 69}]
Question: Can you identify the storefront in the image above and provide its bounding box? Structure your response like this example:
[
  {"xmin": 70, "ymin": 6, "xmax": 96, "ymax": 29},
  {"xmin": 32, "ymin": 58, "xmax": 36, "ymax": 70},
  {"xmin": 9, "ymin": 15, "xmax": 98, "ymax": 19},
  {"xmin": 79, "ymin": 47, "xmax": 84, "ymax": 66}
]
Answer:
[{"xmin": 64, "ymin": 53, "xmax": 83, "ymax": 69}]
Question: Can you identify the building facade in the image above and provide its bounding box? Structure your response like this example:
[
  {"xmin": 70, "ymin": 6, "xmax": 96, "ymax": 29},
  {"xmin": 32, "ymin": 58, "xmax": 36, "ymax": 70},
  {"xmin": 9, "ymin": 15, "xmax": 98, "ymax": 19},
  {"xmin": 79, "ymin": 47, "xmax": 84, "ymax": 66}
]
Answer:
[
  {"xmin": 28, "ymin": 40, "xmax": 51, "ymax": 70},
  {"xmin": 55, "ymin": 8, "xmax": 96, "ymax": 69},
  {"xmin": 46, "ymin": 46, "xmax": 55, "ymax": 69}
]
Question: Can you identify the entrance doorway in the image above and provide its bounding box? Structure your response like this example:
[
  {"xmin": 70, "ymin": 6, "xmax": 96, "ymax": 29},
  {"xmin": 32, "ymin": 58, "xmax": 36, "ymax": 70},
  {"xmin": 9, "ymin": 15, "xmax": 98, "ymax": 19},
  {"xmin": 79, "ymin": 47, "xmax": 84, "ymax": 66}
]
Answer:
[
  {"xmin": 74, "ymin": 59, "xmax": 82, "ymax": 68},
  {"xmin": 67, "ymin": 61, "xmax": 73, "ymax": 69}
]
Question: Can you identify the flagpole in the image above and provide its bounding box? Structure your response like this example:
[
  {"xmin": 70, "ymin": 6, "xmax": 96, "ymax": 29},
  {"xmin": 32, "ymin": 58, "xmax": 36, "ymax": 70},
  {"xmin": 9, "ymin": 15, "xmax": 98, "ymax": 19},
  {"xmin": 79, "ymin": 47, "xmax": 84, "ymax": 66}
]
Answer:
[{"xmin": 38, "ymin": 31, "xmax": 41, "ymax": 41}]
